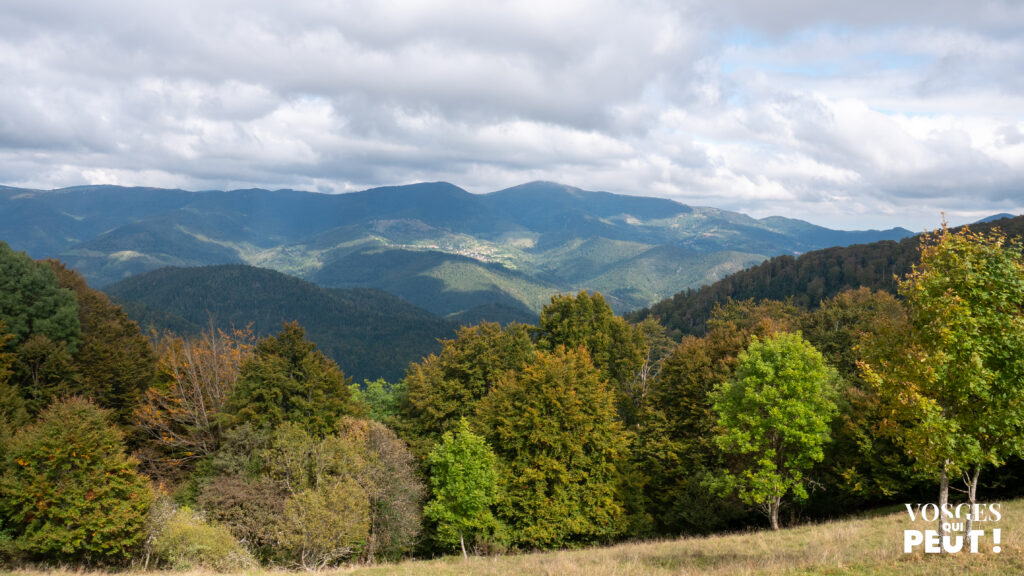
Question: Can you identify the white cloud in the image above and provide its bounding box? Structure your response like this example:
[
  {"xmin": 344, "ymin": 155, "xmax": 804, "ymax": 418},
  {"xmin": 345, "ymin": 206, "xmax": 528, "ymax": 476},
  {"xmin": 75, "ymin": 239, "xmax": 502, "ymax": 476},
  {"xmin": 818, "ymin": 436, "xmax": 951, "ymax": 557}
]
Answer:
[{"xmin": 0, "ymin": 0, "xmax": 1022, "ymax": 230}]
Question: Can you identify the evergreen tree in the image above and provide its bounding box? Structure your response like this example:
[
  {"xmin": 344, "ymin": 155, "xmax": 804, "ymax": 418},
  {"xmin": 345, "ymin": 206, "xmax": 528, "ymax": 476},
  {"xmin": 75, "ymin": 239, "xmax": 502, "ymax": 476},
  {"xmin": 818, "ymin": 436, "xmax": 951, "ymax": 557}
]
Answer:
[
  {"xmin": 0, "ymin": 397, "xmax": 154, "ymax": 564},
  {"xmin": 226, "ymin": 322, "xmax": 358, "ymax": 437},
  {"xmin": 0, "ymin": 242, "xmax": 80, "ymax": 351}
]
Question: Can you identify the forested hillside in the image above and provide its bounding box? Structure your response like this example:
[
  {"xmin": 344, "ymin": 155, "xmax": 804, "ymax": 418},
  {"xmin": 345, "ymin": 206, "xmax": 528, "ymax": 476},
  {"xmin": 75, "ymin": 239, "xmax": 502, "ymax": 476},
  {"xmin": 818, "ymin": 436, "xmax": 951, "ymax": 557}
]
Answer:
[
  {"xmin": 633, "ymin": 214, "xmax": 1024, "ymax": 336},
  {"xmin": 105, "ymin": 265, "xmax": 456, "ymax": 382}
]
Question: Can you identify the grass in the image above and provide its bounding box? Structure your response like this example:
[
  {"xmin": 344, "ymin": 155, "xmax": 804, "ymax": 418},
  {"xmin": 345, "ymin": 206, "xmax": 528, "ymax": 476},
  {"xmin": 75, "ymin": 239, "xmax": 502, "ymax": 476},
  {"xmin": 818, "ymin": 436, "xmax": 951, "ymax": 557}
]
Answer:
[{"xmin": 4, "ymin": 499, "xmax": 1023, "ymax": 576}]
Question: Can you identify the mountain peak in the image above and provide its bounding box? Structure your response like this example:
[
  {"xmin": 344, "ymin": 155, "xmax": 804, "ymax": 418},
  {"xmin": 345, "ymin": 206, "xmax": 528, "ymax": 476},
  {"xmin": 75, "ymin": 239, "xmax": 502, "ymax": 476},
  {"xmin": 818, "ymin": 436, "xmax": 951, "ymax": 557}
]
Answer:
[{"xmin": 975, "ymin": 213, "xmax": 1017, "ymax": 224}]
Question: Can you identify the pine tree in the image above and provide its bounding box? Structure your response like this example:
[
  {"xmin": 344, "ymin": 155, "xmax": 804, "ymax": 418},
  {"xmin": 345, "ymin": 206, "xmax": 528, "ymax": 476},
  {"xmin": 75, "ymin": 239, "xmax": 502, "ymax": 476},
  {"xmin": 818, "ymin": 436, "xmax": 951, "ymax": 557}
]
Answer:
[{"xmin": 226, "ymin": 322, "xmax": 358, "ymax": 436}]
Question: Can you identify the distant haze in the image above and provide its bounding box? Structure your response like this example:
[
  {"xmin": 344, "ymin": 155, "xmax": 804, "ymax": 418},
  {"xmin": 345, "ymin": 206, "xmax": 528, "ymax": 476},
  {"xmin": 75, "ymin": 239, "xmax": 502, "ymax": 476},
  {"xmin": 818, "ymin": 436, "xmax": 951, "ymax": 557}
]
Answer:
[{"xmin": 1, "ymin": 1, "xmax": 1022, "ymax": 230}]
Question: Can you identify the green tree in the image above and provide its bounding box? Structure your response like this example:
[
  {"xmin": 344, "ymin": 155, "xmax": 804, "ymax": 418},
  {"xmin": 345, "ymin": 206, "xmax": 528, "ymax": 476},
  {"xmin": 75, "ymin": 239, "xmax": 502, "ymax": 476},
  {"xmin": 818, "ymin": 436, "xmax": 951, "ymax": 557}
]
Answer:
[
  {"xmin": 401, "ymin": 322, "xmax": 535, "ymax": 456},
  {"xmin": 534, "ymin": 291, "xmax": 647, "ymax": 425},
  {"xmin": 710, "ymin": 332, "xmax": 838, "ymax": 530},
  {"xmin": 335, "ymin": 417, "xmax": 424, "ymax": 562},
  {"xmin": 0, "ymin": 323, "xmax": 28, "ymax": 432},
  {"xmin": 10, "ymin": 333, "xmax": 79, "ymax": 415},
  {"xmin": 478, "ymin": 347, "xmax": 629, "ymax": 548},
  {"xmin": 48, "ymin": 261, "xmax": 156, "ymax": 425},
  {"xmin": 424, "ymin": 419, "xmax": 499, "ymax": 558},
  {"xmin": 0, "ymin": 397, "xmax": 154, "ymax": 564},
  {"xmin": 349, "ymin": 378, "xmax": 405, "ymax": 425},
  {"xmin": 800, "ymin": 288, "xmax": 926, "ymax": 507},
  {"xmin": 0, "ymin": 242, "xmax": 80, "ymax": 351},
  {"xmin": 279, "ymin": 477, "xmax": 369, "ymax": 569},
  {"xmin": 866, "ymin": 224, "xmax": 1024, "ymax": 541},
  {"xmin": 637, "ymin": 299, "xmax": 801, "ymax": 534},
  {"xmin": 226, "ymin": 322, "xmax": 357, "ymax": 436}
]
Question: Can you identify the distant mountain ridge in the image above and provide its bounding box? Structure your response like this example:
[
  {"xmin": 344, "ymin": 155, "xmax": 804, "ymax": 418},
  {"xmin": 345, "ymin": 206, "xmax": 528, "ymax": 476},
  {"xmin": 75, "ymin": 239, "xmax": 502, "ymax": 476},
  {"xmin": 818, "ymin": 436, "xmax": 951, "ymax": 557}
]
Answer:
[{"xmin": 0, "ymin": 181, "xmax": 913, "ymax": 317}]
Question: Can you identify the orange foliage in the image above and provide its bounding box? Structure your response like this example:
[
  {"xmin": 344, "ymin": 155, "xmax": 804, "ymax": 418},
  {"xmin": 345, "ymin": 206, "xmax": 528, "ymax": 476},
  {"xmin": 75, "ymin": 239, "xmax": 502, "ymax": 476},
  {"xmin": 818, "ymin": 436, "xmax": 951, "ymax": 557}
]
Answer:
[{"xmin": 135, "ymin": 324, "xmax": 254, "ymax": 474}]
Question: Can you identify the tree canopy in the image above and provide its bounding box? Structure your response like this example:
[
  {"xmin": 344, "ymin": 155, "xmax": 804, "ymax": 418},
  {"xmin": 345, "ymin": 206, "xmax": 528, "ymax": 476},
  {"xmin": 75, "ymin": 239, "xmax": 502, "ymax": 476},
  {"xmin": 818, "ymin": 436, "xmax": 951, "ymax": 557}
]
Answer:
[
  {"xmin": 710, "ymin": 332, "xmax": 838, "ymax": 530},
  {"xmin": 226, "ymin": 322, "xmax": 358, "ymax": 436},
  {"xmin": 478, "ymin": 346, "xmax": 629, "ymax": 548},
  {"xmin": 0, "ymin": 242, "xmax": 80, "ymax": 351},
  {"xmin": 424, "ymin": 419, "xmax": 499, "ymax": 557},
  {"xmin": 0, "ymin": 397, "xmax": 154, "ymax": 564},
  {"xmin": 865, "ymin": 224, "xmax": 1024, "ymax": 533}
]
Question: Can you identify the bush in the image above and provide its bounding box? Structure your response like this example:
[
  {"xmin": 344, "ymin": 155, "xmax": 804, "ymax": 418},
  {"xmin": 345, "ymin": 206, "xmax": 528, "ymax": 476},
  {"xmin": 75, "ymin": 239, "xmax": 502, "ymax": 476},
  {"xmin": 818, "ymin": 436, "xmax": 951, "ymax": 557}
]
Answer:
[
  {"xmin": 148, "ymin": 502, "xmax": 254, "ymax": 571},
  {"xmin": 0, "ymin": 397, "xmax": 154, "ymax": 565},
  {"xmin": 198, "ymin": 474, "xmax": 287, "ymax": 562},
  {"xmin": 279, "ymin": 477, "xmax": 370, "ymax": 569}
]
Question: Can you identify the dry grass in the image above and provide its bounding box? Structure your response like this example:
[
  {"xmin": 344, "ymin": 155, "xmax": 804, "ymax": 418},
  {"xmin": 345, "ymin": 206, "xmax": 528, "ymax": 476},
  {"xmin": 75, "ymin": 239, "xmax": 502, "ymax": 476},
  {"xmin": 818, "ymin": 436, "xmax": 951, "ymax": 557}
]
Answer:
[{"xmin": 5, "ymin": 499, "xmax": 1024, "ymax": 576}]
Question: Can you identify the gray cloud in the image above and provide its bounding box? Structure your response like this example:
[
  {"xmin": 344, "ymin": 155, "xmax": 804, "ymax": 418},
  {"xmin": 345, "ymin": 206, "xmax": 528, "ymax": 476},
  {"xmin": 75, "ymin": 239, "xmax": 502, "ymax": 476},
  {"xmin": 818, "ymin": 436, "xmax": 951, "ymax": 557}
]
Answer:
[{"xmin": 0, "ymin": 0, "xmax": 1022, "ymax": 231}]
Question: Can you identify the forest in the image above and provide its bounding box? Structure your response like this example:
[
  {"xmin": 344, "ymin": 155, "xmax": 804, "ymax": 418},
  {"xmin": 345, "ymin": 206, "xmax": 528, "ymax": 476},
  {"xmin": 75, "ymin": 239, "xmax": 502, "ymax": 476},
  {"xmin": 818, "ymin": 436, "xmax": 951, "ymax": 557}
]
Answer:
[{"xmin": 1, "ymin": 221, "xmax": 1023, "ymax": 570}]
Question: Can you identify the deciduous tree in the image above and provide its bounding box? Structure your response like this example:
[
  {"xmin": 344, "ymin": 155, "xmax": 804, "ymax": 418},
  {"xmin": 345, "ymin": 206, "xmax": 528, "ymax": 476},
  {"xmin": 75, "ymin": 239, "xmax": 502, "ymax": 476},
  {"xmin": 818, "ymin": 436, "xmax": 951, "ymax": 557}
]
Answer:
[
  {"xmin": 534, "ymin": 291, "xmax": 647, "ymax": 425},
  {"xmin": 710, "ymin": 332, "xmax": 838, "ymax": 530},
  {"xmin": 135, "ymin": 325, "xmax": 254, "ymax": 482},
  {"xmin": 637, "ymin": 299, "xmax": 801, "ymax": 534},
  {"xmin": 336, "ymin": 417, "xmax": 424, "ymax": 562},
  {"xmin": 424, "ymin": 419, "xmax": 499, "ymax": 558},
  {"xmin": 48, "ymin": 261, "xmax": 156, "ymax": 424},
  {"xmin": 401, "ymin": 322, "xmax": 534, "ymax": 456},
  {"xmin": 865, "ymin": 224, "xmax": 1024, "ymax": 542},
  {"xmin": 477, "ymin": 347, "xmax": 629, "ymax": 548}
]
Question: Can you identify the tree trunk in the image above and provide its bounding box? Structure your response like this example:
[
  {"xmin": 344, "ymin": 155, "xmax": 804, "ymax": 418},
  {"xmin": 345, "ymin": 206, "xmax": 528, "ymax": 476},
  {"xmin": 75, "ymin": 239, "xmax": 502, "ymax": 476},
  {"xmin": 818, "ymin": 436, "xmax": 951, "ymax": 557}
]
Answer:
[
  {"xmin": 937, "ymin": 459, "xmax": 949, "ymax": 545},
  {"xmin": 460, "ymin": 529, "xmax": 467, "ymax": 559},
  {"xmin": 966, "ymin": 466, "xmax": 981, "ymax": 550},
  {"xmin": 769, "ymin": 497, "xmax": 781, "ymax": 531}
]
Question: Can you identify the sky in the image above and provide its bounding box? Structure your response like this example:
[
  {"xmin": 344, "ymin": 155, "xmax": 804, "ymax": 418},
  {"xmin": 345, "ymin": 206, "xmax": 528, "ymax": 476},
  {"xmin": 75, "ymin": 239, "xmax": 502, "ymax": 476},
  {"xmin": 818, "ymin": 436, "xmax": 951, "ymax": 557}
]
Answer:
[{"xmin": 1, "ymin": 1, "xmax": 1023, "ymax": 231}]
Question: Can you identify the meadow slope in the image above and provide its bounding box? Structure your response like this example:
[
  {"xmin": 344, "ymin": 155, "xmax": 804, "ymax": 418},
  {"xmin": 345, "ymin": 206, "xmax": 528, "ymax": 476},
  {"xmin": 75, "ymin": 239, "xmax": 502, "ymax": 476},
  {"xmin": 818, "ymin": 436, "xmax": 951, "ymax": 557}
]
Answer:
[{"xmin": 5, "ymin": 499, "xmax": 1022, "ymax": 576}]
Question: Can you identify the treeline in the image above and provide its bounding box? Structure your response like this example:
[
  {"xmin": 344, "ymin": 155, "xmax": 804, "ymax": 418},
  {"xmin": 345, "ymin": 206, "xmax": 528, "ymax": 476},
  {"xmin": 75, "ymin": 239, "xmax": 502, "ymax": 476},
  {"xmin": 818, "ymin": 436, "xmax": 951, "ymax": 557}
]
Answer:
[
  {"xmin": 1, "ymin": 224, "xmax": 1024, "ymax": 569},
  {"xmin": 633, "ymin": 215, "xmax": 1024, "ymax": 337}
]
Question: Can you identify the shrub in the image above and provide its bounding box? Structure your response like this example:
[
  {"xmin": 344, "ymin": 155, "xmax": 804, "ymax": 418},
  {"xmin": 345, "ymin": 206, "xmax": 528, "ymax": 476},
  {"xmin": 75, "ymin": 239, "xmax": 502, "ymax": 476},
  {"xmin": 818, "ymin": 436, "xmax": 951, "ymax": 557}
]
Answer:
[
  {"xmin": 337, "ymin": 417, "xmax": 424, "ymax": 561},
  {"xmin": 198, "ymin": 474, "xmax": 287, "ymax": 562},
  {"xmin": 148, "ymin": 502, "xmax": 254, "ymax": 571},
  {"xmin": 0, "ymin": 397, "xmax": 154, "ymax": 565},
  {"xmin": 279, "ymin": 477, "xmax": 370, "ymax": 569}
]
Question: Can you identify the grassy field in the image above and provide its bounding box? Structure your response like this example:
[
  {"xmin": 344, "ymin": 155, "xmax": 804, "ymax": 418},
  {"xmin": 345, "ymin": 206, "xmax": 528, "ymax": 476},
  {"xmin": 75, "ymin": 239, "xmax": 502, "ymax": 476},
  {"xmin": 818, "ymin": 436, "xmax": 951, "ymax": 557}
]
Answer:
[{"xmin": 5, "ymin": 499, "xmax": 1023, "ymax": 576}]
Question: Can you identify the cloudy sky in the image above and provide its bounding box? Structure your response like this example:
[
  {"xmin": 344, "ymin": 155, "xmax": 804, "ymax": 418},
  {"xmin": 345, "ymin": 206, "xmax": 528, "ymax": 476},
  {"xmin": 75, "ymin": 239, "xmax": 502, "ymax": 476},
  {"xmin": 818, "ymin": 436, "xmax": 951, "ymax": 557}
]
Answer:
[{"xmin": 2, "ymin": 1, "xmax": 1023, "ymax": 230}]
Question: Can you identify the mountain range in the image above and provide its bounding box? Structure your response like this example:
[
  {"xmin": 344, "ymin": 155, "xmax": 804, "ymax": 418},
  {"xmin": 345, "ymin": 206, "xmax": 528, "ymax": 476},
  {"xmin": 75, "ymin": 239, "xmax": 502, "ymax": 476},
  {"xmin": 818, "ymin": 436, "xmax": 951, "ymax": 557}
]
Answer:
[{"xmin": 0, "ymin": 181, "xmax": 913, "ymax": 319}]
